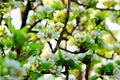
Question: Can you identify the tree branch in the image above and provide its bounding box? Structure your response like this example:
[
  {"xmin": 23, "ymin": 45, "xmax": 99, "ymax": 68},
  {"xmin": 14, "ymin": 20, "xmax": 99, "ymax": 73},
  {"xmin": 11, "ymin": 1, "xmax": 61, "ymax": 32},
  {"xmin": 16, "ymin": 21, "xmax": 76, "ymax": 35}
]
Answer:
[
  {"xmin": 85, "ymin": 58, "xmax": 91, "ymax": 80},
  {"xmin": 28, "ymin": 20, "xmax": 42, "ymax": 31},
  {"xmin": 48, "ymin": 0, "xmax": 71, "ymax": 53},
  {"xmin": 21, "ymin": 1, "xmax": 32, "ymax": 29},
  {"xmin": 0, "ymin": 13, "xmax": 3, "ymax": 25},
  {"xmin": 65, "ymin": 65, "xmax": 69, "ymax": 80},
  {"xmin": 71, "ymin": 0, "xmax": 120, "ymax": 11},
  {"xmin": 96, "ymin": 52, "xmax": 113, "ymax": 60},
  {"xmin": 109, "ymin": 30, "xmax": 118, "ymax": 42},
  {"xmin": 59, "ymin": 46, "xmax": 82, "ymax": 54},
  {"xmin": 1, "ymin": 47, "xmax": 6, "ymax": 57}
]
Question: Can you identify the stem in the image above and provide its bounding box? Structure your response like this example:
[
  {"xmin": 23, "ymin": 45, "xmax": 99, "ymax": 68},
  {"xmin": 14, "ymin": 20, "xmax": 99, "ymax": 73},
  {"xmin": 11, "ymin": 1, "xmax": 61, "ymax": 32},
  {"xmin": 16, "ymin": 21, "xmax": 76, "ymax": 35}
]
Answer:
[
  {"xmin": 48, "ymin": 0, "xmax": 71, "ymax": 53},
  {"xmin": 21, "ymin": 1, "xmax": 32, "ymax": 29},
  {"xmin": 0, "ymin": 14, "xmax": 3, "ymax": 25},
  {"xmin": 85, "ymin": 59, "xmax": 91, "ymax": 80},
  {"xmin": 1, "ymin": 47, "xmax": 6, "ymax": 57},
  {"xmin": 65, "ymin": 65, "xmax": 69, "ymax": 80}
]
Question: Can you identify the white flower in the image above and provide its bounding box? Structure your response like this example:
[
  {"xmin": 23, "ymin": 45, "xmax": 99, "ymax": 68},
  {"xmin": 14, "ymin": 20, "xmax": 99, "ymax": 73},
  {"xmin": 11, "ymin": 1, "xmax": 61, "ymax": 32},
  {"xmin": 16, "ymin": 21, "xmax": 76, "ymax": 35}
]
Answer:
[
  {"xmin": 89, "ymin": 30, "xmax": 97, "ymax": 39},
  {"xmin": 55, "ymin": 22, "xmax": 64, "ymax": 28},
  {"xmin": 23, "ymin": 63, "xmax": 31, "ymax": 69},
  {"xmin": 40, "ymin": 57, "xmax": 47, "ymax": 63},
  {"xmin": 90, "ymin": 30, "xmax": 103, "ymax": 39},
  {"xmin": 10, "ymin": 68, "xmax": 26, "ymax": 79},
  {"xmin": 50, "ymin": 65, "xmax": 57, "ymax": 73},
  {"xmin": 37, "ymin": 30, "xmax": 45, "ymax": 38},
  {"xmin": 37, "ymin": 6, "xmax": 53, "ymax": 13},
  {"xmin": 62, "ymin": 52, "xmax": 72, "ymax": 60},
  {"xmin": 79, "ymin": 35, "xmax": 86, "ymax": 42},
  {"xmin": 28, "ymin": 56, "xmax": 38, "ymax": 70},
  {"xmin": 69, "ymin": 74, "xmax": 76, "ymax": 80},
  {"xmin": 53, "ymin": 10, "xmax": 60, "ymax": 20},
  {"xmin": 0, "ymin": 75, "xmax": 13, "ymax": 80},
  {"xmin": 71, "ymin": 55, "xmax": 78, "ymax": 62},
  {"xmin": 113, "ymin": 68, "xmax": 120, "ymax": 80},
  {"xmin": 90, "ymin": 38, "xmax": 95, "ymax": 44},
  {"xmin": 79, "ymin": 6, "xmax": 86, "ymax": 12},
  {"xmin": 37, "ymin": 74, "xmax": 55, "ymax": 80},
  {"xmin": 57, "ymin": 66, "xmax": 62, "ymax": 72},
  {"xmin": 4, "ymin": 58, "xmax": 21, "ymax": 69},
  {"xmin": 63, "ymin": 9, "xmax": 67, "ymax": 13}
]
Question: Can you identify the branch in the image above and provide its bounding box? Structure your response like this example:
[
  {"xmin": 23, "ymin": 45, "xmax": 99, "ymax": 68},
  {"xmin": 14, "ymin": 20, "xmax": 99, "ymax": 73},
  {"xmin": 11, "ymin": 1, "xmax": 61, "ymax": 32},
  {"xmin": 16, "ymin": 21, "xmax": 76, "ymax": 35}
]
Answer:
[
  {"xmin": 109, "ymin": 30, "xmax": 118, "ymax": 42},
  {"xmin": 21, "ymin": 1, "xmax": 32, "ymax": 29},
  {"xmin": 65, "ymin": 65, "xmax": 69, "ymax": 80},
  {"xmin": 28, "ymin": 20, "xmax": 42, "ymax": 31},
  {"xmin": 29, "ymin": 30, "xmax": 39, "ymax": 33},
  {"xmin": 96, "ymin": 52, "xmax": 113, "ymax": 60},
  {"xmin": 0, "ymin": 13, "xmax": 3, "ymax": 25},
  {"xmin": 85, "ymin": 58, "xmax": 91, "ymax": 80},
  {"xmin": 71, "ymin": 0, "xmax": 120, "ymax": 11},
  {"xmin": 1, "ymin": 47, "xmax": 6, "ymax": 57},
  {"xmin": 59, "ymin": 46, "xmax": 81, "ymax": 54},
  {"xmin": 49, "ymin": 0, "xmax": 71, "ymax": 53}
]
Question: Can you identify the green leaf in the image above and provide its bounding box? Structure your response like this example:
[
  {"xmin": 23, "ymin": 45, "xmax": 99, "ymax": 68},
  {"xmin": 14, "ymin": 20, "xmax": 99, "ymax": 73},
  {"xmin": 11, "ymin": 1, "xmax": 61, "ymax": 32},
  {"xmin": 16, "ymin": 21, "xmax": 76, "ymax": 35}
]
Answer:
[
  {"xmin": 58, "ymin": 49, "xmax": 63, "ymax": 59},
  {"xmin": 90, "ymin": 75, "xmax": 98, "ymax": 80},
  {"xmin": 68, "ymin": 59, "xmax": 82, "ymax": 70},
  {"xmin": 91, "ymin": 59, "xmax": 101, "ymax": 65},
  {"xmin": 89, "ymin": 44, "xmax": 98, "ymax": 50},
  {"xmin": 39, "ymin": 63, "xmax": 51, "ymax": 71},
  {"xmin": 7, "ymin": 51, "xmax": 17, "ymax": 59},
  {"xmin": 96, "ymin": 62, "xmax": 114, "ymax": 75},
  {"xmin": 51, "ymin": 2, "xmax": 63, "ymax": 10},
  {"xmin": 103, "ymin": 62, "xmax": 114, "ymax": 75},
  {"xmin": 27, "ymin": 43, "xmax": 43, "ymax": 56},
  {"xmin": 29, "ymin": 71, "xmax": 40, "ymax": 80},
  {"xmin": 13, "ymin": 30, "xmax": 26, "ymax": 47},
  {"xmin": 27, "ymin": 43, "xmax": 43, "ymax": 50},
  {"xmin": 96, "ymin": 11, "xmax": 106, "ymax": 21},
  {"xmin": 56, "ymin": 58, "xmax": 65, "ymax": 66},
  {"xmin": 4, "ymin": 18, "xmax": 15, "ymax": 33}
]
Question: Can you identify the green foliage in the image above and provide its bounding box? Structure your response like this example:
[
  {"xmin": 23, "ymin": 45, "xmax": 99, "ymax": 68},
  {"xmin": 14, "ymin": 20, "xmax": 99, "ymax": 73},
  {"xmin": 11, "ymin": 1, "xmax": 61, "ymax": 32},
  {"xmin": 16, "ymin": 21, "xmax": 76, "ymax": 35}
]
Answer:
[
  {"xmin": 96, "ymin": 62, "xmax": 114, "ymax": 75},
  {"xmin": 68, "ymin": 59, "xmax": 82, "ymax": 70},
  {"xmin": 91, "ymin": 59, "xmax": 101, "ymax": 66},
  {"xmin": 87, "ymin": 0, "xmax": 98, "ymax": 8},
  {"xmin": 39, "ymin": 63, "xmax": 51, "ymax": 71},
  {"xmin": 27, "ymin": 43, "xmax": 43, "ymax": 56},
  {"xmin": 90, "ymin": 75, "xmax": 98, "ymax": 80},
  {"xmin": 89, "ymin": 44, "xmax": 98, "ymax": 50},
  {"xmin": 0, "ymin": 0, "xmax": 119, "ymax": 80}
]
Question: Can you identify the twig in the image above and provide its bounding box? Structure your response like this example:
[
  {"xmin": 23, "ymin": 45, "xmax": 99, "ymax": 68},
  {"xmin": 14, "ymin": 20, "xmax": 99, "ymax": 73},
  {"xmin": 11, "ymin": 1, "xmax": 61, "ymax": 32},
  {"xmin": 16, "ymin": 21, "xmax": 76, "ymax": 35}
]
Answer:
[
  {"xmin": 0, "ymin": 13, "xmax": 3, "ymax": 25},
  {"xmin": 29, "ymin": 30, "xmax": 39, "ymax": 33},
  {"xmin": 71, "ymin": 0, "xmax": 120, "ymax": 11},
  {"xmin": 65, "ymin": 65, "xmax": 69, "ymax": 80},
  {"xmin": 109, "ymin": 30, "xmax": 118, "ymax": 42},
  {"xmin": 96, "ymin": 52, "xmax": 113, "ymax": 60},
  {"xmin": 21, "ymin": 1, "xmax": 32, "ymax": 29},
  {"xmin": 59, "ymin": 46, "xmax": 81, "ymax": 54},
  {"xmin": 28, "ymin": 20, "xmax": 42, "ymax": 31},
  {"xmin": 48, "ymin": 0, "xmax": 71, "ymax": 53},
  {"xmin": 47, "ymin": 41, "xmax": 54, "ymax": 53},
  {"xmin": 85, "ymin": 58, "xmax": 91, "ymax": 80},
  {"xmin": 1, "ymin": 47, "xmax": 6, "ymax": 57}
]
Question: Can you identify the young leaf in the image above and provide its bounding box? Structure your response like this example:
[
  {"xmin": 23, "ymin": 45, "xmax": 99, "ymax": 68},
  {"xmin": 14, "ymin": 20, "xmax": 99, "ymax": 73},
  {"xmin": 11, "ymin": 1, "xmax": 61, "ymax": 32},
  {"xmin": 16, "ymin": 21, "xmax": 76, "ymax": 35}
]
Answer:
[{"xmin": 89, "ymin": 44, "xmax": 98, "ymax": 50}]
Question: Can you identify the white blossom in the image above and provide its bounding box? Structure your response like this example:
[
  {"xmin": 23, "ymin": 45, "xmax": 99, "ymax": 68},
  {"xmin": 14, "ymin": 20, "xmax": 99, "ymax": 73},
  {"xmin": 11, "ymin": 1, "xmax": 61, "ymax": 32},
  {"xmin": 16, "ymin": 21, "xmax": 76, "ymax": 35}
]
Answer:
[
  {"xmin": 69, "ymin": 74, "xmax": 76, "ymax": 80},
  {"xmin": 4, "ymin": 58, "xmax": 21, "ymax": 69},
  {"xmin": 53, "ymin": 10, "xmax": 60, "ymax": 20},
  {"xmin": 37, "ymin": 6, "xmax": 53, "ymax": 13},
  {"xmin": 113, "ymin": 68, "xmax": 120, "ymax": 80}
]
